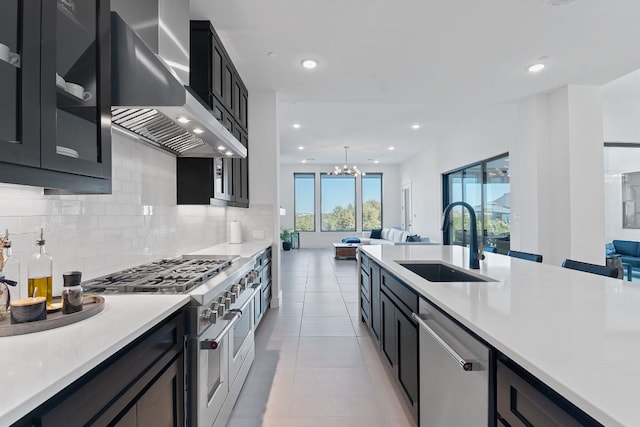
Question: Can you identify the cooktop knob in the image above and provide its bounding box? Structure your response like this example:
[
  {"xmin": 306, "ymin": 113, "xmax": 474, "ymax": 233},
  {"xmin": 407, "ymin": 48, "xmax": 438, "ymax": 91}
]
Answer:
[
  {"xmin": 225, "ymin": 290, "xmax": 236, "ymax": 303},
  {"xmin": 200, "ymin": 309, "xmax": 217, "ymax": 325}
]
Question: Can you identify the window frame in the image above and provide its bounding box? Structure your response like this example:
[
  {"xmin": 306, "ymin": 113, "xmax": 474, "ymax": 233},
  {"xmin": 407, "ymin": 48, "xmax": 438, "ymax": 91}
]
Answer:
[
  {"xmin": 320, "ymin": 173, "xmax": 357, "ymax": 232},
  {"xmin": 293, "ymin": 172, "xmax": 316, "ymax": 232},
  {"xmin": 361, "ymin": 173, "xmax": 383, "ymax": 231},
  {"xmin": 442, "ymin": 153, "xmax": 510, "ymax": 251}
]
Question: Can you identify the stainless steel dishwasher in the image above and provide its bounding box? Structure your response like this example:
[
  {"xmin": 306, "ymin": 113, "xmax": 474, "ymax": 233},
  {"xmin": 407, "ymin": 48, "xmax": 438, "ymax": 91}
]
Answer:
[{"xmin": 412, "ymin": 298, "xmax": 490, "ymax": 426}]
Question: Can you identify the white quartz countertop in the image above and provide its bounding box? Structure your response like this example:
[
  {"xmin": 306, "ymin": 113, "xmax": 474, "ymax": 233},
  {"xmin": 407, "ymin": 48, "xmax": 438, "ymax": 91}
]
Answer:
[
  {"xmin": 186, "ymin": 239, "xmax": 273, "ymax": 258},
  {"xmin": 0, "ymin": 294, "xmax": 190, "ymax": 425},
  {"xmin": 362, "ymin": 244, "xmax": 640, "ymax": 427}
]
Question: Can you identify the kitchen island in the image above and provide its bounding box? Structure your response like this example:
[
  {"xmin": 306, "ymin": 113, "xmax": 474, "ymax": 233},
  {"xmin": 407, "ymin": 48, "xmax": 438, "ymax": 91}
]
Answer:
[{"xmin": 361, "ymin": 244, "xmax": 640, "ymax": 427}]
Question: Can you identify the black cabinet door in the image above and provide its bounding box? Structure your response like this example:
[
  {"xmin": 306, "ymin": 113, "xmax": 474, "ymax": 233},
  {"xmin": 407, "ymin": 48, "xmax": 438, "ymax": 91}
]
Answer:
[
  {"xmin": 380, "ymin": 292, "xmax": 397, "ymax": 368},
  {"xmin": 0, "ymin": 0, "xmax": 41, "ymax": 168},
  {"xmin": 230, "ymin": 128, "xmax": 248, "ymax": 207},
  {"xmin": 239, "ymin": 86, "xmax": 248, "ymax": 130},
  {"xmin": 40, "ymin": 0, "xmax": 111, "ymax": 179},
  {"xmin": 136, "ymin": 354, "xmax": 184, "ymax": 427},
  {"xmin": 370, "ymin": 262, "xmax": 381, "ymax": 344},
  {"xmin": 176, "ymin": 157, "xmax": 214, "ymax": 204},
  {"xmin": 396, "ymin": 309, "xmax": 419, "ymax": 411}
]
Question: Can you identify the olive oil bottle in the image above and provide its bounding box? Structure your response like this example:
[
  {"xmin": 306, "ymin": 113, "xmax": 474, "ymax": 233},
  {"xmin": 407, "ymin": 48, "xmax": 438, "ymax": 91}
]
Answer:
[{"xmin": 28, "ymin": 229, "xmax": 53, "ymax": 306}]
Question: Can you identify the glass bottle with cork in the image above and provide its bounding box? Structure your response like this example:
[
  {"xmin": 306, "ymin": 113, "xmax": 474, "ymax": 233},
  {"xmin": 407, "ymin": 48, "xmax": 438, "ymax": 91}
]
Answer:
[{"xmin": 28, "ymin": 228, "xmax": 53, "ymax": 308}]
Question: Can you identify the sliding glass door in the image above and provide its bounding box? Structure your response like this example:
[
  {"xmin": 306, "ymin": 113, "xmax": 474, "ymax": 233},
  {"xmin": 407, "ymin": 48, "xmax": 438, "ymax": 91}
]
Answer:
[{"xmin": 443, "ymin": 154, "xmax": 510, "ymax": 253}]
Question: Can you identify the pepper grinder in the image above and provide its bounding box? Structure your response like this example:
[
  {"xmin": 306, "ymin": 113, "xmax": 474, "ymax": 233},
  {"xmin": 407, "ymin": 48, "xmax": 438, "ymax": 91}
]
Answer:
[{"xmin": 62, "ymin": 271, "xmax": 83, "ymax": 314}]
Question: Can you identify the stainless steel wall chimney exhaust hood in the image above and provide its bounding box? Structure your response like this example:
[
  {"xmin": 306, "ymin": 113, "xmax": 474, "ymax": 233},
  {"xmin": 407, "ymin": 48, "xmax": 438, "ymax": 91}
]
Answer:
[{"xmin": 110, "ymin": 12, "xmax": 246, "ymax": 158}]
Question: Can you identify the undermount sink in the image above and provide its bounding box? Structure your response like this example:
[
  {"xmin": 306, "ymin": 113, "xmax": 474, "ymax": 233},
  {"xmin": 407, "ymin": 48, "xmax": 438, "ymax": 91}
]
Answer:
[{"xmin": 399, "ymin": 262, "xmax": 490, "ymax": 282}]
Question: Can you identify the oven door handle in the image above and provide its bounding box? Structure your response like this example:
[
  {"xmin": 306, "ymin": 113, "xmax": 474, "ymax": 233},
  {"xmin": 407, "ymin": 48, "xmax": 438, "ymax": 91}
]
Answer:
[{"xmin": 200, "ymin": 287, "xmax": 260, "ymax": 350}]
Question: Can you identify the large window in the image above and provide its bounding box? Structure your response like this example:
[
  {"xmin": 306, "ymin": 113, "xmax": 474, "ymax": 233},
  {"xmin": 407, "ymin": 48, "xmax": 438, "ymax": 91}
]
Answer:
[
  {"xmin": 321, "ymin": 174, "xmax": 356, "ymax": 231},
  {"xmin": 443, "ymin": 154, "xmax": 510, "ymax": 253},
  {"xmin": 362, "ymin": 173, "xmax": 382, "ymax": 230},
  {"xmin": 294, "ymin": 173, "xmax": 315, "ymax": 231}
]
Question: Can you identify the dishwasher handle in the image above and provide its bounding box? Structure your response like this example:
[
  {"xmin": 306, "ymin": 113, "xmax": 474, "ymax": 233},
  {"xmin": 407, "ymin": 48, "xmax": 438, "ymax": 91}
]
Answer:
[{"xmin": 412, "ymin": 312, "xmax": 474, "ymax": 372}]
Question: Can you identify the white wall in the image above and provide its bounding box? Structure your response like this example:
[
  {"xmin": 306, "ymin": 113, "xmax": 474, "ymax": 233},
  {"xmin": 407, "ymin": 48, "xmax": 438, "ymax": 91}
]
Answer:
[
  {"xmin": 400, "ymin": 104, "xmax": 517, "ymax": 243},
  {"xmin": 279, "ymin": 162, "xmax": 400, "ymax": 248},
  {"xmin": 603, "ymin": 68, "xmax": 640, "ymax": 143},
  {"xmin": 247, "ymin": 91, "xmax": 281, "ymax": 305},
  {"xmin": 400, "ymin": 86, "xmax": 607, "ymax": 266}
]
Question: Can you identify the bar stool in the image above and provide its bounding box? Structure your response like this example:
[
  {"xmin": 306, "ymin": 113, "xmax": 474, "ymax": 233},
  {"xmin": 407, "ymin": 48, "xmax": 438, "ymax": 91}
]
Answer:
[
  {"xmin": 561, "ymin": 259, "xmax": 619, "ymax": 278},
  {"xmin": 507, "ymin": 250, "xmax": 543, "ymax": 263}
]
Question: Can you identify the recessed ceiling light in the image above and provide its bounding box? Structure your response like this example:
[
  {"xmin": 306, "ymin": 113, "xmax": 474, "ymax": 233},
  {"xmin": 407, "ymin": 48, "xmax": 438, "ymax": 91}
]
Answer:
[
  {"xmin": 301, "ymin": 159, "xmax": 307, "ymax": 163},
  {"xmin": 301, "ymin": 59, "xmax": 317, "ymax": 69},
  {"xmin": 193, "ymin": 128, "xmax": 204, "ymax": 134},
  {"xmin": 527, "ymin": 63, "xmax": 545, "ymax": 73},
  {"xmin": 292, "ymin": 123, "xmax": 301, "ymax": 129},
  {"xmin": 177, "ymin": 116, "xmax": 190, "ymax": 124},
  {"xmin": 374, "ymin": 160, "xmax": 380, "ymax": 164},
  {"xmin": 298, "ymin": 146, "xmax": 304, "ymax": 150},
  {"xmin": 217, "ymin": 145, "xmax": 226, "ymax": 151},
  {"xmin": 225, "ymin": 151, "xmax": 233, "ymax": 156},
  {"xmin": 411, "ymin": 124, "xmax": 421, "ymax": 130},
  {"xmin": 388, "ymin": 146, "xmax": 395, "ymax": 151}
]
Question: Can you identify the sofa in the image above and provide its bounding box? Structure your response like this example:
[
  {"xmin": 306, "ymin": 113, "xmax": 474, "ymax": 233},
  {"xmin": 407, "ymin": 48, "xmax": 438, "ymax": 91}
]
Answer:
[
  {"xmin": 609, "ymin": 240, "xmax": 640, "ymax": 267},
  {"xmin": 358, "ymin": 227, "xmax": 432, "ymax": 246}
]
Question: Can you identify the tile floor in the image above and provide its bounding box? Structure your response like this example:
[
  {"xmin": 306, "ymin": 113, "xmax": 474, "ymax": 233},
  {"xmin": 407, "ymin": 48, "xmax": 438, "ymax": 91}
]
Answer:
[{"xmin": 227, "ymin": 249, "xmax": 416, "ymax": 427}]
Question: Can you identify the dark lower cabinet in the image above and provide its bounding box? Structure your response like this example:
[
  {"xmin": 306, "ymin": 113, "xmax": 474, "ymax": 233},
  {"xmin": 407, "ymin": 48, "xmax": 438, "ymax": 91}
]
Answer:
[
  {"xmin": 13, "ymin": 310, "xmax": 185, "ymax": 427},
  {"xmin": 254, "ymin": 247, "xmax": 272, "ymax": 327},
  {"xmin": 361, "ymin": 259, "xmax": 418, "ymax": 421},
  {"xmin": 497, "ymin": 360, "xmax": 602, "ymax": 427},
  {"xmin": 370, "ymin": 262, "xmax": 381, "ymax": 344},
  {"xmin": 380, "ymin": 292, "xmax": 397, "ymax": 367},
  {"xmin": 396, "ymin": 309, "xmax": 418, "ymax": 409}
]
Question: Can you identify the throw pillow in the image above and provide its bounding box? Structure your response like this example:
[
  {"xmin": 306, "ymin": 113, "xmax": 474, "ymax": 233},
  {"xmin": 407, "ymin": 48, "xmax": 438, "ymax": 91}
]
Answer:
[
  {"xmin": 381, "ymin": 228, "xmax": 390, "ymax": 240},
  {"xmin": 342, "ymin": 237, "xmax": 360, "ymax": 244},
  {"xmin": 370, "ymin": 228, "xmax": 382, "ymax": 239}
]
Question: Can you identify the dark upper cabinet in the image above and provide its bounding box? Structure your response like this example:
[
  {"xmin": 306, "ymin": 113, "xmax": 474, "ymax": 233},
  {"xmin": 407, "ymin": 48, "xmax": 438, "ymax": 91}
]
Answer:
[
  {"xmin": 190, "ymin": 20, "xmax": 248, "ymax": 132},
  {"xmin": 0, "ymin": 0, "xmax": 111, "ymax": 194},
  {"xmin": 0, "ymin": 0, "xmax": 41, "ymax": 168},
  {"xmin": 183, "ymin": 20, "xmax": 249, "ymax": 207},
  {"xmin": 231, "ymin": 128, "xmax": 249, "ymax": 207}
]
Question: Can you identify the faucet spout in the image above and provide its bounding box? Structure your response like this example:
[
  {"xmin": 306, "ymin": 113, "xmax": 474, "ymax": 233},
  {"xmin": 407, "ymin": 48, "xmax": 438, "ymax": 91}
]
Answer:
[{"xmin": 442, "ymin": 201, "xmax": 480, "ymax": 269}]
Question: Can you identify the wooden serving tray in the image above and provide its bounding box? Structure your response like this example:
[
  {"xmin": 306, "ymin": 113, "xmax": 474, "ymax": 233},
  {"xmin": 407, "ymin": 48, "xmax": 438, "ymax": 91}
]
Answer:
[{"xmin": 0, "ymin": 295, "xmax": 105, "ymax": 337}]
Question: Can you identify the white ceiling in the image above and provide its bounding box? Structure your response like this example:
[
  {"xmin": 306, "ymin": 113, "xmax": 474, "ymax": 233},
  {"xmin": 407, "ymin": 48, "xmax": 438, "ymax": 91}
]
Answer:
[{"xmin": 189, "ymin": 0, "xmax": 640, "ymax": 165}]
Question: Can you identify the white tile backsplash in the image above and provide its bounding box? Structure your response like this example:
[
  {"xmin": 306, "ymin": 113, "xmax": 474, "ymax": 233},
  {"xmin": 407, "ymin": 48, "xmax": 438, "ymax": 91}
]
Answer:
[{"xmin": 0, "ymin": 132, "xmax": 274, "ymax": 300}]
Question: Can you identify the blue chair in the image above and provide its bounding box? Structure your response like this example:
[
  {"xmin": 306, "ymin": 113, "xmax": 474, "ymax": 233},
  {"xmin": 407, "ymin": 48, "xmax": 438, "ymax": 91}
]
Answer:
[
  {"xmin": 561, "ymin": 259, "xmax": 619, "ymax": 278},
  {"xmin": 507, "ymin": 250, "xmax": 543, "ymax": 263}
]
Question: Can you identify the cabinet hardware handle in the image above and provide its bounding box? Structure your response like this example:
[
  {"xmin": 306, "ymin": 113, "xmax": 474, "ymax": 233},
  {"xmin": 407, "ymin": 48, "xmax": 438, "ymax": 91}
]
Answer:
[{"xmin": 412, "ymin": 312, "xmax": 474, "ymax": 371}]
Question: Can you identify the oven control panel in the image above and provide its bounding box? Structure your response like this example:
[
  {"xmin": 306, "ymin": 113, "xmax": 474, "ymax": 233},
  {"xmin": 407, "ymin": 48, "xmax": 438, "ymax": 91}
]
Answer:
[{"xmin": 199, "ymin": 269, "xmax": 260, "ymax": 327}]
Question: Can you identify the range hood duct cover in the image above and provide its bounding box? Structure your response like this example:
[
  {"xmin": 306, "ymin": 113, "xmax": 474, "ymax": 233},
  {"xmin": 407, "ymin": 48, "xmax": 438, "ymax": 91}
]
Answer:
[{"xmin": 110, "ymin": 12, "xmax": 246, "ymax": 158}]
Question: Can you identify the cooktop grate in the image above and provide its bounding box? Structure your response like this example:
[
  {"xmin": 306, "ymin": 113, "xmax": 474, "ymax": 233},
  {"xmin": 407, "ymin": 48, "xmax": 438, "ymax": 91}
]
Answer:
[{"xmin": 82, "ymin": 258, "xmax": 232, "ymax": 294}]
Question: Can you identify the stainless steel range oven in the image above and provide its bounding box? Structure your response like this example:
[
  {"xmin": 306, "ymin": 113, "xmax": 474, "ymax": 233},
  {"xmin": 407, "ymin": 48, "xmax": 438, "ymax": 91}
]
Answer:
[
  {"xmin": 80, "ymin": 254, "xmax": 262, "ymax": 427},
  {"xmin": 189, "ymin": 279, "xmax": 258, "ymax": 427}
]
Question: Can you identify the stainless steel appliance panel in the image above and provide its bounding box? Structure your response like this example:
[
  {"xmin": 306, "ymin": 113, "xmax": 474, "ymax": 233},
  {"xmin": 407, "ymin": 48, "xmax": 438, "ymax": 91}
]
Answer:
[
  {"xmin": 196, "ymin": 326, "xmax": 228, "ymax": 427},
  {"xmin": 415, "ymin": 298, "xmax": 490, "ymax": 427}
]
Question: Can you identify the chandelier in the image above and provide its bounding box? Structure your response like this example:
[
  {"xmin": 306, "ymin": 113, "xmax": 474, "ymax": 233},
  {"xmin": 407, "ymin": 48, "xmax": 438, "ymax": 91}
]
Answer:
[{"xmin": 329, "ymin": 146, "xmax": 365, "ymax": 177}]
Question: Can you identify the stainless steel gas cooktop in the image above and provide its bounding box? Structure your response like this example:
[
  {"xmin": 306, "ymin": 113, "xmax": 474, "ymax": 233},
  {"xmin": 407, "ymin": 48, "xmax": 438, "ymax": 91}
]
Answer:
[{"xmin": 82, "ymin": 257, "xmax": 235, "ymax": 294}]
